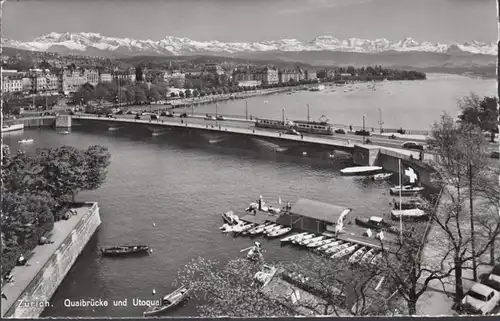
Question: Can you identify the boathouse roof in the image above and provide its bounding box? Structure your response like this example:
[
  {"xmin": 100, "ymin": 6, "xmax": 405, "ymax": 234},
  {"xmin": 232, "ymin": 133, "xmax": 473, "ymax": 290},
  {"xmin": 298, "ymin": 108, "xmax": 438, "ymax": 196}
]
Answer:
[{"xmin": 290, "ymin": 199, "xmax": 351, "ymax": 225}]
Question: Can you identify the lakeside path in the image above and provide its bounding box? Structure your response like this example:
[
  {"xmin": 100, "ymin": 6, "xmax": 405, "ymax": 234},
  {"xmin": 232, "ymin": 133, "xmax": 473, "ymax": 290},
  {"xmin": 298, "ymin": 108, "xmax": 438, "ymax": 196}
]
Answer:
[{"xmin": 1, "ymin": 205, "xmax": 93, "ymax": 318}]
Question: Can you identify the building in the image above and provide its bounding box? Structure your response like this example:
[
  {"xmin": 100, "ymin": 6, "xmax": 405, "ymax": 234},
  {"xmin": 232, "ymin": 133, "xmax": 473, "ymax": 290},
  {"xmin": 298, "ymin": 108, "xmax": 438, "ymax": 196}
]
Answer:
[
  {"xmin": 278, "ymin": 69, "xmax": 302, "ymax": 84},
  {"xmin": 253, "ymin": 66, "xmax": 279, "ymax": 85},
  {"xmin": 204, "ymin": 63, "xmax": 224, "ymax": 75},
  {"xmin": 163, "ymin": 70, "xmax": 185, "ymax": 87},
  {"xmin": 275, "ymin": 198, "xmax": 351, "ymax": 234},
  {"xmin": 232, "ymin": 67, "xmax": 255, "ymax": 82},
  {"xmin": 237, "ymin": 80, "xmax": 262, "ymax": 87},
  {"xmin": 305, "ymin": 69, "xmax": 317, "ymax": 81},
  {"xmin": 22, "ymin": 77, "xmax": 32, "ymax": 93},
  {"xmin": 1, "ymin": 73, "xmax": 24, "ymax": 93},
  {"xmin": 84, "ymin": 69, "xmax": 99, "ymax": 86},
  {"xmin": 60, "ymin": 67, "xmax": 98, "ymax": 94},
  {"xmin": 99, "ymin": 72, "xmax": 112, "ymax": 83},
  {"xmin": 112, "ymin": 70, "xmax": 136, "ymax": 83}
]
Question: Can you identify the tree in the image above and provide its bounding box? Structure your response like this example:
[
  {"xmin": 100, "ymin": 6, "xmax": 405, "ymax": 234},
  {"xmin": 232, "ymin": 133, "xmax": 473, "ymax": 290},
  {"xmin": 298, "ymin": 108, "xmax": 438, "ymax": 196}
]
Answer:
[
  {"xmin": 458, "ymin": 93, "xmax": 499, "ymax": 142},
  {"xmin": 425, "ymin": 112, "xmax": 500, "ymax": 302}
]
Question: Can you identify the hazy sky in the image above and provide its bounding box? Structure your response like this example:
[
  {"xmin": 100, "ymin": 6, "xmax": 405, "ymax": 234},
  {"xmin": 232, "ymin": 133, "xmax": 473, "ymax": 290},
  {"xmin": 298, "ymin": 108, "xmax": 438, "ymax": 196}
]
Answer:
[{"xmin": 2, "ymin": 0, "xmax": 497, "ymax": 43}]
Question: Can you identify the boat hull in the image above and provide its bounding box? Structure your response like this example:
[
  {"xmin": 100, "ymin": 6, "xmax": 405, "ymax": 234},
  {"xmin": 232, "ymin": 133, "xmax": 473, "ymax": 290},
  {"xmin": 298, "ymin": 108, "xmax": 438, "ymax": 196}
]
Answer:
[
  {"xmin": 1, "ymin": 123, "xmax": 24, "ymax": 133},
  {"xmin": 101, "ymin": 245, "xmax": 150, "ymax": 256},
  {"xmin": 341, "ymin": 166, "xmax": 383, "ymax": 176}
]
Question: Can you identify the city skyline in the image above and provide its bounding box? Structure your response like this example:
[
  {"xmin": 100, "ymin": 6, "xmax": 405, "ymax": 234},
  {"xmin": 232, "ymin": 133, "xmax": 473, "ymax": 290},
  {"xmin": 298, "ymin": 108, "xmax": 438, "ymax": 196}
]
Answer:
[{"xmin": 2, "ymin": 0, "xmax": 497, "ymax": 44}]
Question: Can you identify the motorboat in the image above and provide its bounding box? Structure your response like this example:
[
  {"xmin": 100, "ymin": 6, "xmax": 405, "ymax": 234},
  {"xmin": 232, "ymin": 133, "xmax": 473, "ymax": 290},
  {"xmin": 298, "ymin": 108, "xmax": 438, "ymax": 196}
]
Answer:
[
  {"xmin": 348, "ymin": 247, "xmax": 367, "ymax": 263},
  {"xmin": 1, "ymin": 123, "xmax": 24, "ymax": 133},
  {"xmin": 221, "ymin": 221, "xmax": 245, "ymax": 233},
  {"xmin": 325, "ymin": 243, "xmax": 350, "ymax": 255},
  {"xmin": 59, "ymin": 130, "xmax": 70, "ymax": 135},
  {"xmin": 247, "ymin": 222, "xmax": 270, "ymax": 234},
  {"xmin": 317, "ymin": 240, "xmax": 342, "ymax": 252},
  {"xmin": 280, "ymin": 232, "xmax": 307, "ymax": 243},
  {"xmin": 233, "ymin": 223, "xmax": 255, "ymax": 234},
  {"xmin": 292, "ymin": 233, "xmax": 315, "ymax": 244},
  {"xmin": 18, "ymin": 138, "xmax": 34, "ymax": 144},
  {"xmin": 307, "ymin": 238, "xmax": 335, "ymax": 248},
  {"xmin": 391, "ymin": 209, "xmax": 428, "ymax": 221},
  {"xmin": 300, "ymin": 235, "xmax": 325, "ymax": 246},
  {"xmin": 331, "ymin": 245, "xmax": 358, "ymax": 259},
  {"xmin": 360, "ymin": 248, "xmax": 378, "ymax": 263},
  {"xmin": 143, "ymin": 286, "xmax": 191, "ymax": 316},
  {"xmin": 340, "ymin": 166, "xmax": 383, "ymax": 176},
  {"xmin": 222, "ymin": 210, "xmax": 239, "ymax": 225},
  {"xmin": 250, "ymin": 224, "xmax": 271, "ymax": 236},
  {"xmin": 263, "ymin": 224, "xmax": 278, "ymax": 232},
  {"xmin": 389, "ymin": 185, "xmax": 424, "ymax": 196},
  {"xmin": 371, "ymin": 173, "xmax": 393, "ymax": 180},
  {"xmin": 355, "ymin": 216, "xmax": 410, "ymax": 236},
  {"xmin": 267, "ymin": 227, "xmax": 292, "ymax": 238},
  {"xmin": 392, "ymin": 198, "xmax": 425, "ymax": 210},
  {"xmin": 101, "ymin": 245, "xmax": 151, "ymax": 256}
]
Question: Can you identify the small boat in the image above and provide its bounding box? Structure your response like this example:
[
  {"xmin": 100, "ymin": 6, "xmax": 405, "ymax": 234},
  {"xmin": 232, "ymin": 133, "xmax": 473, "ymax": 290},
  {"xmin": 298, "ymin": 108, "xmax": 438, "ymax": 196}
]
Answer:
[
  {"xmin": 348, "ymin": 247, "xmax": 367, "ymax": 263},
  {"xmin": 300, "ymin": 235, "xmax": 325, "ymax": 246},
  {"xmin": 307, "ymin": 238, "xmax": 334, "ymax": 248},
  {"xmin": 267, "ymin": 227, "xmax": 292, "ymax": 238},
  {"xmin": 360, "ymin": 248, "xmax": 377, "ymax": 263},
  {"xmin": 264, "ymin": 225, "xmax": 283, "ymax": 235},
  {"xmin": 247, "ymin": 222, "xmax": 270, "ymax": 234},
  {"xmin": 222, "ymin": 222, "xmax": 244, "ymax": 233},
  {"xmin": 391, "ymin": 209, "xmax": 428, "ymax": 220},
  {"xmin": 392, "ymin": 198, "xmax": 425, "ymax": 210},
  {"xmin": 325, "ymin": 243, "xmax": 350, "ymax": 255},
  {"xmin": 341, "ymin": 166, "xmax": 383, "ymax": 176},
  {"xmin": 222, "ymin": 210, "xmax": 239, "ymax": 225},
  {"xmin": 292, "ymin": 233, "xmax": 314, "ymax": 244},
  {"xmin": 331, "ymin": 245, "xmax": 358, "ymax": 259},
  {"xmin": 143, "ymin": 286, "xmax": 191, "ymax": 316},
  {"xmin": 2, "ymin": 123, "xmax": 24, "ymax": 133},
  {"xmin": 389, "ymin": 185, "xmax": 424, "ymax": 196},
  {"xmin": 370, "ymin": 252, "xmax": 384, "ymax": 265},
  {"xmin": 59, "ymin": 130, "xmax": 70, "ymax": 135},
  {"xmin": 245, "ymin": 202, "xmax": 259, "ymax": 212},
  {"xmin": 280, "ymin": 232, "xmax": 307, "ymax": 243},
  {"xmin": 233, "ymin": 223, "xmax": 255, "ymax": 234},
  {"xmin": 18, "ymin": 138, "xmax": 34, "ymax": 144},
  {"xmin": 246, "ymin": 248, "xmax": 263, "ymax": 261},
  {"xmin": 317, "ymin": 240, "xmax": 342, "ymax": 252},
  {"xmin": 355, "ymin": 216, "xmax": 410, "ymax": 236},
  {"xmin": 251, "ymin": 223, "xmax": 276, "ymax": 235},
  {"xmin": 101, "ymin": 245, "xmax": 150, "ymax": 256},
  {"xmin": 263, "ymin": 224, "xmax": 278, "ymax": 232},
  {"xmin": 371, "ymin": 173, "xmax": 393, "ymax": 180}
]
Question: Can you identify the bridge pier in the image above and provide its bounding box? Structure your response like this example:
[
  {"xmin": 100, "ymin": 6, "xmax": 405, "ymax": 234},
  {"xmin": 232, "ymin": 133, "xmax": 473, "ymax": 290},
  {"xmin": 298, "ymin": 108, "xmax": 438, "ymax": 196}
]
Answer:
[
  {"xmin": 55, "ymin": 116, "xmax": 72, "ymax": 128},
  {"xmin": 352, "ymin": 144, "xmax": 380, "ymax": 166}
]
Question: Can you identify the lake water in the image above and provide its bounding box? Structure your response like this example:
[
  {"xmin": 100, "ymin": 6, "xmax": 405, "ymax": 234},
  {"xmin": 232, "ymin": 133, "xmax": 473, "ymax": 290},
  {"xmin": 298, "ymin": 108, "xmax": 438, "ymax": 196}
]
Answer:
[{"xmin": 176, "ymin": 74, "xmax": 495, "ymax": 131}]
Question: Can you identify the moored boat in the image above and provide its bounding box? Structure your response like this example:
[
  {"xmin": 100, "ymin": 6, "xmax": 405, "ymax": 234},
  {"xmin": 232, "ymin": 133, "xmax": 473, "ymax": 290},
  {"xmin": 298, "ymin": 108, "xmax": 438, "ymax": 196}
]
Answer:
[
  {"xmin": 355, "ymin": 216, "xmax": 411, "ymax": 236},
  {"xmin": 300, "ymin": 235, "xmax": 325, "ymax": 246},
  {"xmin": 143, "ymin": 286, "xmax": 191, "ymax": 316},
  {"xmin": 59, "ymin": 130, "xmax": 70, "ymax": 135},
  {"xmin": 263, "ymin": 224, "xmax": 278, "ymax": 232},
  {"xmin": 390, "ymin": 209, "xmax": 428, "ymax": 220},
  {"xmin": 233, "ymin": 223, "xmax": 255, "ymax": 234},
  {"xmin": 267, "ymin": 227, "xmax": 292, "ymax": 238},
  {"xmin": 264, "ymin": 225, "xmax": 283, "ymax": 235},
  {"xmin": 371, "ymin": 173, "xmax": 393, "ymax": 180},
  {"xmin": 331, "ymin": 245, "xmax": 358, "ymax": 259},
  {"xmin": 325, "ymin": 243, "xmax": 350, "ymax": 255},
  {"xmin": 370, "ymin": 252, "xmax": 384, "ymax": 265},
  {"xmin": 348, "ymin": 247, "xmax": 367, "ymax": 263},
  {"xmin": 317, "ymin": 240, "xmax": 342, "ymax": 252},
  {"xmin": 247, "ymin": 222, "xmax": 270, "ymax": 234},
  {"xmin": 360, "ymin": 248, "xmax": 378, "ymax": 263},
  {"xmin": 389, "ymin": 185, "xmax": 424, "ymax": 196},
  {"xmin": 18, "ymin": 138, "xmax": 34, "ymax": 144},
  {"xmin": 307, "ymin": 238, "xmax": 334, "ymax": 248},
  {"xmin": 1, "ymin": 123, "xmax": 24, "ymax": 133},
  {"xmin": 341, "ymin": 166, "xmax": 383, "ymax": 176},
  {"xmin": 101, "ymin": 245, "xmax": 150, "ymax": 256},
  {"xmin": 222, "ymin": 210, "xmax": 239, "ymax": 225},
  {"xmin": 280, "ymin": 232, "xmax": 307, "ymax": 243},
  {"xmin": 292, "ymin": 233, "xmax": 315, "ymax": 244}
]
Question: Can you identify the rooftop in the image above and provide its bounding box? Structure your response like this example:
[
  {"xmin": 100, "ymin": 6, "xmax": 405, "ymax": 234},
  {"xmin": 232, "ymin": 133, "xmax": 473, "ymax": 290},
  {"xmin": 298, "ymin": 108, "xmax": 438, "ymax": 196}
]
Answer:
[{"xmin": 290, "ymin": 198, "xmax": 351, "ymax": 225}]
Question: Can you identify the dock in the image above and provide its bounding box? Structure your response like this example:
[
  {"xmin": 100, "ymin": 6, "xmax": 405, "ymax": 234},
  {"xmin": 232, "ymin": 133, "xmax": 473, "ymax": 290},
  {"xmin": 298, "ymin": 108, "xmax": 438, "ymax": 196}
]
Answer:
[
  {"xmin": 337, "ymin": 225, "xmax": 400, "ymax": 253},
  {"xmin": 240, "ymin": 211, "xmax": 280, "ymax": 224}
]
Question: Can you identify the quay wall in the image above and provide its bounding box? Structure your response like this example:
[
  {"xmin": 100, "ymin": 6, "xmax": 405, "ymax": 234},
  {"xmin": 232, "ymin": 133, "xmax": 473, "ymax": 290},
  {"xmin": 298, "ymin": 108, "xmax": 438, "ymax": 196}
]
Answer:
[
  {"xmin": 3, "ymin": 203, "xmax": 101, "ymax": 318},
  {"xmin": 3, "ymin": 116, "xmax": 56, "ymax": 128}
]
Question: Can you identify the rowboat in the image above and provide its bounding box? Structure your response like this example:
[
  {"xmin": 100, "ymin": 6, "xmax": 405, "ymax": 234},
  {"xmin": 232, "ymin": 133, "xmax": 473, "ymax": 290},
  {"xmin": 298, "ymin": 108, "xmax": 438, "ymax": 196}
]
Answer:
[
  {"xmin": 292, "ymin": 233, "xmax": 315, "ymax": 244},
  {"xmin": 317, "ymin": 240, "xmax": 342, "ymax": 252},
  {"xmin": 325, "ymin": 243, "xmax": 350, "ymax": 255},
  {"xmin": 263, "ymin": 224, "xmax": 278, "ymax": 231},
  {"xmin": 247, "ymin": 222, "xmax": 270, "ymax": 234},
  {"xmin": 360, "ymin": 248, "xmax": 377, "ymax": 263},
  {"xmin": 101, "ymin": 245, "xmax": 150, "ymax": 256},
  {"xmin": 143, "ymin": 286, "xmax": 191, "ymax": 316},
  {"xmin": 371, "ymin": 173, "xmax": 393, "ymax": 180},
  {"xmin": 307, "ymin": 238, "xmax": 334, "ymax": 248},
  {"xmin": 267, "ymin": 227, "xmax": 292, "ymax": 238},
  {"xmin": 371, "ymin": 252, "xmax": 384, "ymax": 265},
  {"xmin": 389, "ymin": 185, "xmax": 424, "ymax": 196},
  {"xmin": 390, "ymin": 209, "xmax": 428, "ymax": 221},
  {"xmin": 222, "ymin": 210, "xmax": 239, "ymax": 225},
  {"xmin": 264, "ymin": 225, "xmax": 283, "ymax": 235},
  {"xmin": 341, "ymin": 166, "xmax": 383, "ymax": 176},
  {"xmin": 251, "ymin": 224, "xmax": 275, "ymax": 235},
  {"xmin": 233, "ymin": 223, "xmax": 255, "ymax": 234},
  {"xmin": 59, "ymin": 130, "xmax": 70, "ymax": 135},
  {"xmin": 18, "ymin": 138, "xmax": 34, "ymax": 144},
  {"xmin": 348, "ymin": 247, "xmax": 367, "ymax": 263},
  {"xmin": 331, "ymin": 245, "xmax": 358, "ymax": 259},
  {"xmin": 300, "ymin": 235, "xmax": 325, "ymax": 246},
  {"xmin": 280, "ymin": 232, "xmax": 307, "ymax": 243},
  {"xmin": 221, "ymin": 221, "xmax": 245, "ymax": 233}
]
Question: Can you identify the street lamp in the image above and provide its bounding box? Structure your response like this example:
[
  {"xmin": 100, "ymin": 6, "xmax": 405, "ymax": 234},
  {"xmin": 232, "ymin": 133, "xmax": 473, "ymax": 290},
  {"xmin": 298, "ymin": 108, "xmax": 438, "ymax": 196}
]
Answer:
[
  {"xmin": 362, "ymin": 114, "xmax": 367, "ymax": 144},
  {"xmin": 245, "ymin": 100, "xmax": 248, "ymax": 120},
  {"xmin": 307, "ymin": 104, "xmax": 310, "ymax": 122},
  {"xmin": 282, "ymin": 108, "xmax": 285, "ymax": 124},
  {"xmin": 378, "ymin": 108, "xmax": 384, "ymax": 133},
  {"xmin": 469, "ymin": 160, "xmax": 477, "ymax": 281}
]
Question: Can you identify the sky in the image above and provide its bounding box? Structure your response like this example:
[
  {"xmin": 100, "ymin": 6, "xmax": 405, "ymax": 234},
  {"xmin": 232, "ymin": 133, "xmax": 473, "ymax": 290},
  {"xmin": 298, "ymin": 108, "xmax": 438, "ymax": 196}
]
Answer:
[{"xmin": 2, "ymin": 0, "xmax": 497, "ymax": 43}]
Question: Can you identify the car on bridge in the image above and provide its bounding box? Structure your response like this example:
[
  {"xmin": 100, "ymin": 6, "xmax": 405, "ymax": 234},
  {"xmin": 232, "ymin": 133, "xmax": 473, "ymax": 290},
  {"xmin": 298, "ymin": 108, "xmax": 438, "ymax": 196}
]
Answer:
[
  {"xmin": 179, "ymin": 113, "xmax": 188, "ymax": 118},
  {"xmin": 160, "ymin": 111, "xmax": 174, "ymax": 117},
  {"xmin": 285, "ymin": 129, "xmax": 300, "ymax": 136},
  {"xmin": 216, "ymin": 115, "xmax": 226, "ymax": 121},
  {"xmin": 205, "ymin": 115, "xmax": 216, "ymax": 120},
  {"xmin": 402, "ymin": 141, "xmax": 424, "ymax": 150},
  {"xmin": 334, "ymin": 129, "xmax": 346, "ymax": 134},
  {"xmin": 135, "ymin": 114, "xmax": 141, "ymax": 120},
  {"xmin": 354, "ymin": 130, "xmax": 370, "ymax": 136}
]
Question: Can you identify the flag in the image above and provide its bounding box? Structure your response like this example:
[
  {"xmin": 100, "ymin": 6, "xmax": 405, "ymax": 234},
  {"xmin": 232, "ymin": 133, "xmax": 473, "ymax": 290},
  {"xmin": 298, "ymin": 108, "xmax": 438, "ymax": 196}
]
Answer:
[{"xmin": 402, "ymin": 163, "xmax": 419, "ymax": 185}]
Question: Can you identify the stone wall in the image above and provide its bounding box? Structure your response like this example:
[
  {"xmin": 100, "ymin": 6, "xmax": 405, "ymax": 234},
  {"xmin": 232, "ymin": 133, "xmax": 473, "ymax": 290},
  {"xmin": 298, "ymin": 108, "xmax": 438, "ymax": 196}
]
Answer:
[
  {"xmin": 352, "ymin": 145, "xmax": 380, "ymax": 166},
  {"xmin": 4, "ymin": 203, "xmax": 101, "ymax": 318},
  {"xmin": 376, "ymin": 152, "xmax": 436, "ymax": 190}
]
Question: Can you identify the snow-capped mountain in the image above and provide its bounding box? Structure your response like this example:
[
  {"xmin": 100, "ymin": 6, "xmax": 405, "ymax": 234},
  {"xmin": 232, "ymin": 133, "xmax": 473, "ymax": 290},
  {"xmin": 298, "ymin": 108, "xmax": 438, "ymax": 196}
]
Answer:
[{"xmin": 1, "ymin": 32, "xmax": 496, "ymax": 57}]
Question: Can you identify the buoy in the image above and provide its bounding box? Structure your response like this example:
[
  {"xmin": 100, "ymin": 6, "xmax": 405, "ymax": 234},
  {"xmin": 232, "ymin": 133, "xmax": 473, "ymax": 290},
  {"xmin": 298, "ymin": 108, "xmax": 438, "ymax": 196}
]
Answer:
[
  {"xmin": 152, "ymin": 222, "xmax": 156, "ymax": 227},
  {"xmin": 152, "ymin": 289, "xmax": 156, "ymax": 295}
]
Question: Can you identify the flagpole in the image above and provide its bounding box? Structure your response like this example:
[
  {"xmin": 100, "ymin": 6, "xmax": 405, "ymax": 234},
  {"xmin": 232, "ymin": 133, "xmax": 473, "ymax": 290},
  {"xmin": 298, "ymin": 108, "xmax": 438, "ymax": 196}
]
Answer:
[{"xmin": 398, "ymin": 159, "xmax": 403, "ymax": 243}]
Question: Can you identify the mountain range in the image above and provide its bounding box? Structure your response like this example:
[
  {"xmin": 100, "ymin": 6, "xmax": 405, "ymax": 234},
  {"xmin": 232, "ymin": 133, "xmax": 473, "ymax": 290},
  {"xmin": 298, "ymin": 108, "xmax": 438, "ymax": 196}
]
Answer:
[{"xmin": 2, "ymin": 32, "xmax": 497, "ymax": 77}]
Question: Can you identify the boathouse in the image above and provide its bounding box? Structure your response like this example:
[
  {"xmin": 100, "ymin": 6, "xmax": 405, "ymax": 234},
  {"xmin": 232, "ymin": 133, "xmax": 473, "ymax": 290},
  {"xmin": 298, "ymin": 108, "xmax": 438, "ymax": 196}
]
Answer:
[{"xmin": 275, "ymin": 198, "xmax": 351, "ymax": 234}]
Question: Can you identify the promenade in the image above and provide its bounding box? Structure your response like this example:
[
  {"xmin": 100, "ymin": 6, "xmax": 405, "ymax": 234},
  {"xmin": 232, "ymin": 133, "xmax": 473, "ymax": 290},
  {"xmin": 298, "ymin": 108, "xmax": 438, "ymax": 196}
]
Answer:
[{"xmin": 1, "ymin": 205, "xmax": 93, "ymax": 318}]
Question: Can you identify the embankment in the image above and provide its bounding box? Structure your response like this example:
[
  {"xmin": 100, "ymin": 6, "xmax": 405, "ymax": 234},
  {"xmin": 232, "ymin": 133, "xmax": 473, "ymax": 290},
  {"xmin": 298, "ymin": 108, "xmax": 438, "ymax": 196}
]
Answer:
[{"xmin": 1, "ymin": 202, "xmax": 101, "ymax": 318}]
